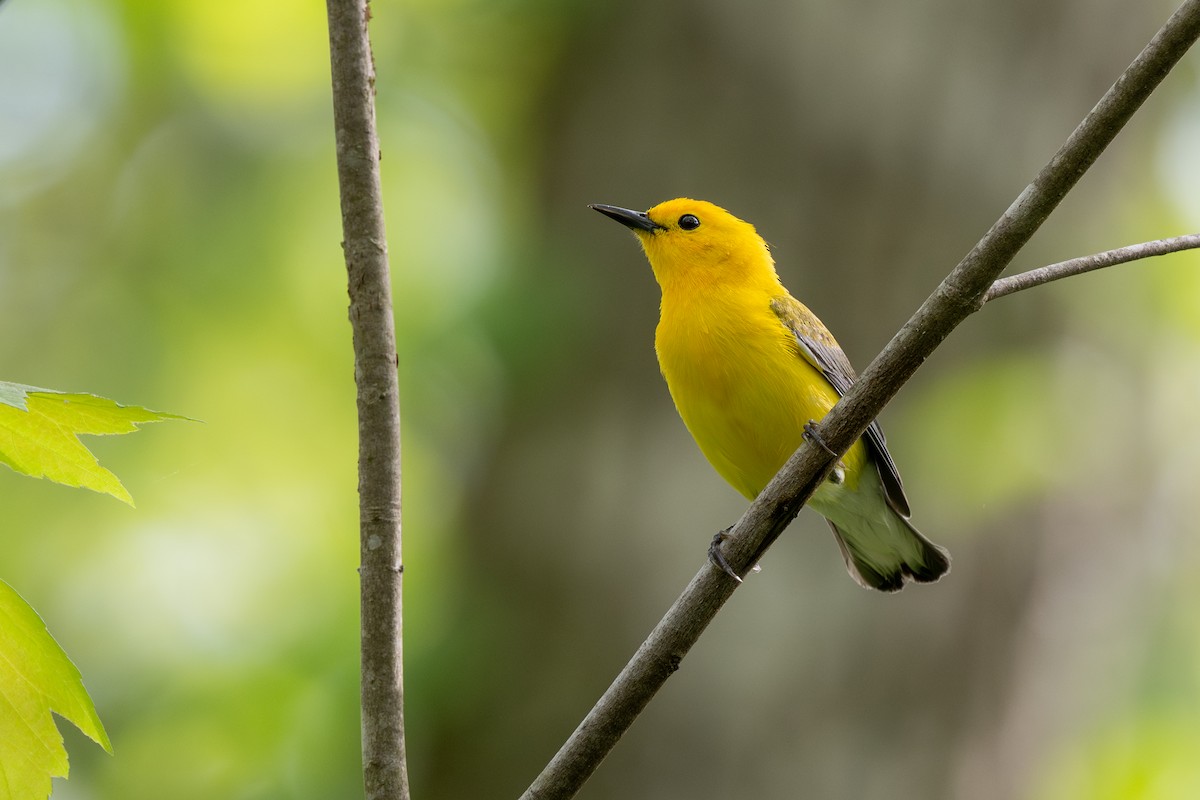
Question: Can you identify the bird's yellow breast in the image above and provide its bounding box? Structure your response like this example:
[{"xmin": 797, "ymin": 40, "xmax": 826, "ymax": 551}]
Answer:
[{"xmin": 656, "ymin": 288, "xmax": 865, "ymax": 500}]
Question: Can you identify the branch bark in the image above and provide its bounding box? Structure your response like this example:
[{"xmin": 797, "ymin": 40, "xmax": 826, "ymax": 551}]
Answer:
[
  {"xmin": 325, "ymin": 2, "xmax": 410, "ymax": 799},
  {"xmin": 520, "ymin": 2, "xmax": 1200, "ymax": 798},
  {"xmin": 984, "ymin": 234, "xmax": 1200, "ymax": 302}
]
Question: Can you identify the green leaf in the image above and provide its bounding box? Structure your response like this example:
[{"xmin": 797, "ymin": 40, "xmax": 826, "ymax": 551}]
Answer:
[
  {"xmin": 0, "ymin": 382, "xmax": 188, "ymax": 505},
  {"xmin": 0, "ymin": 579, "xmax": 112, "ymax": 800}
]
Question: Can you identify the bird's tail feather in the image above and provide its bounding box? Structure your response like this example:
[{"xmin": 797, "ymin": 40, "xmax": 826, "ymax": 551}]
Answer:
[{"xmin": 828, "ymin": 514, "xmax": 950, "ymax": 592}]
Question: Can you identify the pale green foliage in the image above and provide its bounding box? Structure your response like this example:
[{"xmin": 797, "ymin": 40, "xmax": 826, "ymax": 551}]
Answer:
[
  {"xmin": 0, "ymin": 381, "xmax": 185, "ymax": 796},
  {"xmin": 0, "ymin": 382, "xmax": 187, "ymax": 505},
  {"xmin": 0, "ymin": 579, "xmax": 112, "ymax": 800}
]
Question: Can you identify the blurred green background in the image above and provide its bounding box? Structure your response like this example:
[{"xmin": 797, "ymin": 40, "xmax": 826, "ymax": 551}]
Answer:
[{"xmin": 3, "ymin": 0, "xmax": 1200, "ymax": 797}]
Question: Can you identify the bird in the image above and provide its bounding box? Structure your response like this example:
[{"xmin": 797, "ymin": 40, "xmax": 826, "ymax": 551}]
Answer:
[{"xmin": 590, "ymin": 198, "xmax": 949, "ymax": 591}]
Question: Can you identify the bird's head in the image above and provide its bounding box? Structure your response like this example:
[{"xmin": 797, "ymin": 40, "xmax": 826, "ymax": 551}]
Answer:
[{"xmin": 590, "ymin": 198, "xmax": 780, "ymax": 295}]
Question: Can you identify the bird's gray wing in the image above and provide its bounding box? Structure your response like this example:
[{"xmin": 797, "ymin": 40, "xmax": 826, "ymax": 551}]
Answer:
[{"xmin": 770, "ymin": 295, "xmax": 911, "ymax": 517}]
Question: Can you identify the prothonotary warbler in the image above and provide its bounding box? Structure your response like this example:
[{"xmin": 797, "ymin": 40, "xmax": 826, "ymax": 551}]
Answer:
[{"xmin": 591, "ymin": 198, "xmax": 949, "ymax": 591}]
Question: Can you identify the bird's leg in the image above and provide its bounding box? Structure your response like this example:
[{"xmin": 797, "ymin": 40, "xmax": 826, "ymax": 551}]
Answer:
[
  {"xmin": 804, "ymin": 421, "xmax": 845, "ymax": 484},
  {"xmin": 709, "ymin": 528, "xmax": 763, "ymax": 582},
  {"xmin": 803, "ymin": 420, "xmax": 837, "ymax": 456},
  {"xmin": 708, "ymin": 527, "xmax": 742, "ymax": 583}
]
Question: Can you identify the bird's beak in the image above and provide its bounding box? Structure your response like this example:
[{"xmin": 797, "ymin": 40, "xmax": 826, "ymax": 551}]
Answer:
[{"xmin": 589, "ymin": 204, "xmax": 662, "ymax": 232}]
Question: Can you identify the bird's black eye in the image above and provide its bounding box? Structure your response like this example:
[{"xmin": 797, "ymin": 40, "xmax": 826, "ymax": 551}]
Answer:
[{"xmin": 678, "ymin": 214, "xmax": 701, "ymax": 231}]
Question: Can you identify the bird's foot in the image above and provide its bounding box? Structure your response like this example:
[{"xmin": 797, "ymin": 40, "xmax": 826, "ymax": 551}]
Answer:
[
  {"xmin": 803, "ymin": 420, "xmax": 837, "ymax": 457},
  {"xmin": 804, "ymin": 420, "xmax": 846, "ymax": 483},
  {"xmin": 708, "ymin": 527, "xmax": 742, "ymax": 583},
  {"xmin": 708, "ymin": 528, "xmax": 761, "ymax": 582}
]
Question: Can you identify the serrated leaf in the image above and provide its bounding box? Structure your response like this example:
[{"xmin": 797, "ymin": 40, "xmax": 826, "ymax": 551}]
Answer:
[
  {"xmin": 0, "ymin": 382, "xmax": 188, "ymax": 505},
  {"xmin": 0, "ymin": 579, "xmax": 112, "ymax": 800},
  {"xmin": 0, "ymin": 383, "xmax": 37, "ymax": 412}
]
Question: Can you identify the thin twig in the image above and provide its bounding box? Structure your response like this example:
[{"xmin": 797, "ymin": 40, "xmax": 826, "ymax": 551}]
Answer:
[
  {"xmin": 984, "ymin": 234, "xmax": 1200, "ymax": 302},
  {"xmin": 520, "ymin": 2, "xmax": 1200, "ymax": 798},
  {"xmin": 325, "ymin": 1, "xmax": 411, "ymax": 799}
]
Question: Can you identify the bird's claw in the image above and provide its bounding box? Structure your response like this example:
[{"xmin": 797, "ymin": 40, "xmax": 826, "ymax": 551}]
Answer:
[
  {"xmin": 803, "ymin": 420, "xmax": 838, "ymax": 457},
  {"xmin": 709, "ymin": 527, "xmax": 742, "ymax": 583}
]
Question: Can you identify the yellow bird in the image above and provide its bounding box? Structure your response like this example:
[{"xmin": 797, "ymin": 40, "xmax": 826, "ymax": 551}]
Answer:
[{"xmin": 591, "ymin": 198, "xmax": 949, "ymax": 591}]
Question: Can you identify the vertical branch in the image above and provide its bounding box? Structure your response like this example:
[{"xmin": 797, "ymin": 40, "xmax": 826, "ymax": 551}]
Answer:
[{"xmin": 325, "ymin": 2, "xmax": 410, "ymax": 799}]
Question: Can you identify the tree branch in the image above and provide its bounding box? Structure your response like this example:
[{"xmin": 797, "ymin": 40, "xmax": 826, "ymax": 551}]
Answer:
[
  {"xmin": 984, "ymin": 234, "xmax": 1200, "ymax": 302},
  {"xmin": 520, "ymin": 2, "xmax": 1200, "ymax": 798},
  {"xmin": 325, "ymin": 1, "xmax": 410, "ymax": 799}
]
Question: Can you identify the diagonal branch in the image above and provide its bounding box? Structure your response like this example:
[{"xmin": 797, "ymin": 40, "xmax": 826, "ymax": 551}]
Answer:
[
  {"xmin": 520, "ymin": 2, "xmax": 1200, "ymax": 798},
  {"xmin": 326, "ymin": 1, "xmax": 411, "ymax": 799},
  {"xmin": 984, "ymin": 234, "xmax": 1200, "ymax": 302}
]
